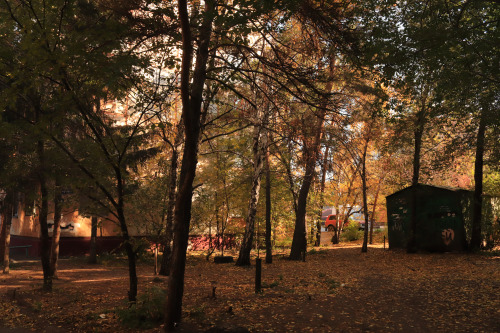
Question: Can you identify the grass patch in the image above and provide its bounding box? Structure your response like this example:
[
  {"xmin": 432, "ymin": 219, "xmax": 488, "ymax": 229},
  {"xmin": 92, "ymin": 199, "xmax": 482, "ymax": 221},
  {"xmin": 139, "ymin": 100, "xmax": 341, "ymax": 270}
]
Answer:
[
  {"xmin": 262, "ymin": 280, "xmax": 280, "ymax": 289},
  {"xmin": 309, "ymin": 248, "xmax": 329, "ymax": 256},
  {"xmin": 481, "ymin": 249, "xmax": 500, "ymax": 257},
  {"xmin": 8, "ymin": 262, "xmax": 24, "ymax": 270},
  {"xmin": 98, "ymin": 253, "xmax": 128, "ymax": 267},
  {"xmin": 187, "ymin": 305, "xmax": 206, "ymax": 320},
  {"xmin": 31, "ymin": 301, "xmax": 42, "ymax": 313},
  {"xmin": 116, "ymin": 286, "xmax": 165, "ymax": 329},
  {"xmin": 326, "ymin": 279, "xmax": 341, "ymax": 293}
]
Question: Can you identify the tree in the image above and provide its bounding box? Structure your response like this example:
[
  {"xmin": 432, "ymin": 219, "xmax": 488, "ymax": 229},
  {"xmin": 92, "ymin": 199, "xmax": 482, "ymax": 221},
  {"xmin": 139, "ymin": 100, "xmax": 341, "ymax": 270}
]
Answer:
[
  {"xmin": 49, "ymin": 179, "xmax": 63, "ymax": 278},
  {"xmin": 1, "ymin": 192, "xmax": 13, "ymax": 274},
  {"xmin": 235, "ymin": 106, "xmax": 268, "ymax": 266},
  {"xmin": 325, "ymin": 130, "xmax": 362, "ymax": 245},
  {"xmin": 0, "ymin": 0, "xmax": 155, "ymax": 297},
  {"xmin": 164, "ymin": 0, "xmax": 215, "ymax": 328},
  {"xmin": 358, "ymin": 113, "xmax": 384, "ymax": 253},
  {"xmin": 436, "ymin": 2, "xmax": 499, "ymax": 250},
  {"xmin": 359, "ymin": 0, "xmax": 499, "ymax": 250},
  {"xmin": 0, "ymin": 113, "xmax": 20, "ymax": 274},
  {"xmin": 268, "ymin": 1, "xmax": 360, "ymax": 260},
  {"xmin": 235, "ymin": 66, "xmax": 272, "ymax": 266},
  {"xmin": 163, "ymin": 0, "xmax": 327, "ymax": 327},
  {"xmin": 88, "ymin": 216, "xmax": 98, "ymax": 264},
  {"xmin": 264, "ymin": 130, "xmax": 273, "ymax": 263},
  {"xmin": 158, "ymin": 124, "xmax": 182, "ymax": 276}
]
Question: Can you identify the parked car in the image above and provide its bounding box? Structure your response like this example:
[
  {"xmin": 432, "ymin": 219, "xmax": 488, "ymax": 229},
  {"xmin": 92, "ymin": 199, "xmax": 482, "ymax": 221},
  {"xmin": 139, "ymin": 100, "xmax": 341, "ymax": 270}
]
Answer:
[{"xmin": 325, "ymin": 214, "xmax": 348, "ymax": 232}]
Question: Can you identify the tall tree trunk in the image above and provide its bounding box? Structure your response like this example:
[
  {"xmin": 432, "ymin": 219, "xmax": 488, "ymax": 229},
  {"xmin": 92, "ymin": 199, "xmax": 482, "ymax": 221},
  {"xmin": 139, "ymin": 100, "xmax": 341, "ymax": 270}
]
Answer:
[
  {"xmin": 88, "ymin": 216, "xmax": 98, "ymax": 264},
  {"xmin": 214, "ymin": 191, "xmax": 220, "ymax": 251},
  {"xmin": 470, "ymin": 112, "xmax": 486, "ymax": 251},
  {"xmin": 119, "ymin": 213, "xmax": 137, "ymax": 303},
  {"xmin": 220, "ymin": 165, "xmax": 231, "ymax": 256},
  {"xmin": 361, "ymin": 140, "xmax": 370, "ymax": 253},
  {"xmin": 37, "ymin": 140, "xmax": 52, "ymax": 291},
  {"xmin": 115, "ymin": 166, "xmax": 138, "ymax": 303},
  {"xmin": 236, "ymin": 120, "xmax": 266, "ymax": 266},
  {"xmin": 159, "ymin": 142, "xmax": 179, "ymax": 276},
  {"xmin": 88, "ymin": 100, "xmax": 99, "ymax": 265},
  {"xmin": 164, "ymin": 0, "xmax": 214, "ymax": 330},
  {"xmin": 0, "ymin": 208, "xmax": 5, "ymax": 261},
  {"xmin": 124, "ymin": 248, "xmax": 137, "ymax": 301},
  {"xmin": 289, "ymin": 161, "xmax": 316, "ymax": 260},
  {"xmin": 332, "ymin": 206, "xmax": 340, "ymax": 244},
  {"xmin": 280, "ymin": 150, "xmax": 298, "ymax": 214},
  {"xmin": 289, "ymin": 58, "xmax": 335, "ymax": 260},
  {"xmin": 50, "ymin": 181, "xmax": 63, "ymax": 279},
  {"xmin": 159, "ymin": 224, "xmax": 173, "ymax": 276},
  {"xmin": 315, "ymin": 221, "xmax": 322, "ymax": 246},
  {"xmin": 332, "ymin": 163, "xmax": 360, "ymax": 244},
  {"xmin": 265, "ymin": 137, "xmax": 273, "ymax": 264},
  {"xmin": 369, "ymin": 182, "xmax": 381, "ymax": 244},
  {"xmin": 2, "ymin": 197, "xmax": 12, "ymax": 274},
  {"xmin": 407, "ymin": 107, "xmax": 426, "ymax": 253},
  {"xmin": 316, "ymin": 147, "xmax": 329, "ymax": 246}
]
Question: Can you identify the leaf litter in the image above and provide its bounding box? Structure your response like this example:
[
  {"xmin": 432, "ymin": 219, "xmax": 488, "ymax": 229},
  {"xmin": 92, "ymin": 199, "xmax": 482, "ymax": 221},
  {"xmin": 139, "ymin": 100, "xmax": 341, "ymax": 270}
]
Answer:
[{"xmin": 0, "ymin": 245, "xmax": 498, "ymax": 332}]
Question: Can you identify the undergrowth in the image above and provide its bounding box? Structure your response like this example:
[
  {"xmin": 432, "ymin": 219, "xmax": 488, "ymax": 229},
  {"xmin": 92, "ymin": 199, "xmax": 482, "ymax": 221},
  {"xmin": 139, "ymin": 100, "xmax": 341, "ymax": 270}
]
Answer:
[
  {"xmin": 341, "ymin": 222, "xmax": 362, "ymax": 241},
  {"xmin": 116, "ymin": 286, "xmax": 166, "ymax": 329}
]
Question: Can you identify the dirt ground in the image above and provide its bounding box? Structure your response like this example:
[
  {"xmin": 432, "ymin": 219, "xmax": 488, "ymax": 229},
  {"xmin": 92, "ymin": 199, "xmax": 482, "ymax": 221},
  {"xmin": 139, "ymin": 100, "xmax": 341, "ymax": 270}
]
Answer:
[{"xmin": 0, "ymin": 242, "xmax": 499, "ymax": 333}]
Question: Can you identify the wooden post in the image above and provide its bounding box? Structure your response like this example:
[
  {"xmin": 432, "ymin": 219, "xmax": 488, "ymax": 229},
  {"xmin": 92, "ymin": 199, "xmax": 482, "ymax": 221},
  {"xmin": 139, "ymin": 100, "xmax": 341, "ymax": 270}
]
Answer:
[
  {"xmin": 255, "ymin": 258, "xmax": 262, "ymax": 293},
  {"xmin": 383, "ymin": 236, "xmax": 386, "ymax": 250},
  {"xmin": 302, "ymin": 250, "xmax": 306, "ymax": 262},
  {"xmin": 154, "ymin": 246, "xmax": 158, "ymax": 275}
]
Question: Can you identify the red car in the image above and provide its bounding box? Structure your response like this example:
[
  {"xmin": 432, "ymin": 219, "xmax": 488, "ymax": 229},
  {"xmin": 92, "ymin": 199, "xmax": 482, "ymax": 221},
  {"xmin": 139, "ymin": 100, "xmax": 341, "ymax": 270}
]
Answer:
[{"xmin": 325, "ymin": 214, "xmax": 339, "ymax": 231}]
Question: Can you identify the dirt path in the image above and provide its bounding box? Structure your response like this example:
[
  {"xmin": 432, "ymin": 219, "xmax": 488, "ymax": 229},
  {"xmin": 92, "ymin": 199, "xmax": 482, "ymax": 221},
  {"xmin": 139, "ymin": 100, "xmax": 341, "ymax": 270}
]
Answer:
[{"xmin": 1, "ymin": 245, "xmax": 499, "ymax": 332}]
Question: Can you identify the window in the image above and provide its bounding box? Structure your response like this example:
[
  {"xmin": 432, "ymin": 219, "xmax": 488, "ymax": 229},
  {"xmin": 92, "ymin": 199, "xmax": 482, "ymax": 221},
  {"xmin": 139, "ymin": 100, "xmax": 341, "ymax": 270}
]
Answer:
[{"xmin": 24, "ymin": 199, "xmax": 36, "ymax": 216}]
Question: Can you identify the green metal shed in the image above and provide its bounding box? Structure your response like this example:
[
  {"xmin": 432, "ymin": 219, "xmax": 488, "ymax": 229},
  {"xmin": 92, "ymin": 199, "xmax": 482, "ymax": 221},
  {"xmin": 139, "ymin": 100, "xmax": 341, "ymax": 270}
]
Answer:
[{"xmin": 386, "ymin": 184, "xmax": 469, "ymax": 252}]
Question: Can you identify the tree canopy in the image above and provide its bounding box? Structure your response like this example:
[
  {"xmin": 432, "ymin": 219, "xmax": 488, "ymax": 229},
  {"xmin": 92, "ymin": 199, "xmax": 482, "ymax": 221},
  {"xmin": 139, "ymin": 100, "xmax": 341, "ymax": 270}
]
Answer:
[{"xmin": 0, "ymin": 0, "xmax": 498, "ymax": 331}]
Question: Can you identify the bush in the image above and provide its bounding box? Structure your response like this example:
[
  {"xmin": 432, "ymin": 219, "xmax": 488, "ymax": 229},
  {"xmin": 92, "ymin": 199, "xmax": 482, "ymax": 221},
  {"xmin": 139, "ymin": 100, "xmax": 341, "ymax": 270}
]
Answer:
[
  {"xmin": 372, "ymin": 227, "xmax": 389, "ymax": 243},
  {"xmin": 98, "ymin": 252, "xmax": 128, "ymax": 267},
  {"xmin": 341, "ymin": 221, "xmax": 363, "ymax": 242},
  {"xmin": 275, "ymin": 238, "xmax": 293, "ymax": 249},
  {"xmin": 131, "ymin": 238, "xmax": 153, "ymax": 261},
  {"xmin": 116, "ymin": 286, "xmax": 166, "ymax": 329}
]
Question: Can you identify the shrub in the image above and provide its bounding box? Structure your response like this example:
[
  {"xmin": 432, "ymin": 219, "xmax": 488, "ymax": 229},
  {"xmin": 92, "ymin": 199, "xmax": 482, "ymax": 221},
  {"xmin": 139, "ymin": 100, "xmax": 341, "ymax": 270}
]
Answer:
[
  {"xmin": 326, "ymin": 278, "xmax": 340, "ymax": 290},
  {"xmin": 188, "ymin": 305, "xmax": 206, "ymax": 320},
  {"xmin": 98, "ymin": 252, "xmax": 128, "ymax": 267},
  {"xmin": 341, "ymin": 221, "xmax": 362, "ymax": 242},
  {"xmin": 275, "ymin": 238, "xmax": 293, "ymax": 249},
  {"xmin": 131, "ymin": 238, "xmax": 153, "ymax": 261},
  {"xmin": 372, "ymin": 227, "xmax": 389, "ymax": 243},
  {"xmin": 262, "ymin": 280, "xmax": 280, "ymax": 288},
  {"xmin": 116, "ymin": 286, "xmax": 166, "ymax": 329}
]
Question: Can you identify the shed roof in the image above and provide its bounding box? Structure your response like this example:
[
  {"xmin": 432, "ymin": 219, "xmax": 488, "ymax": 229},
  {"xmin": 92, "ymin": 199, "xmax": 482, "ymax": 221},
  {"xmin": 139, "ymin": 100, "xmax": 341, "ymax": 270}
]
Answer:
[{"xmin": 386, "ymin": 183, "xmax": 473, "ymax": 199}]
